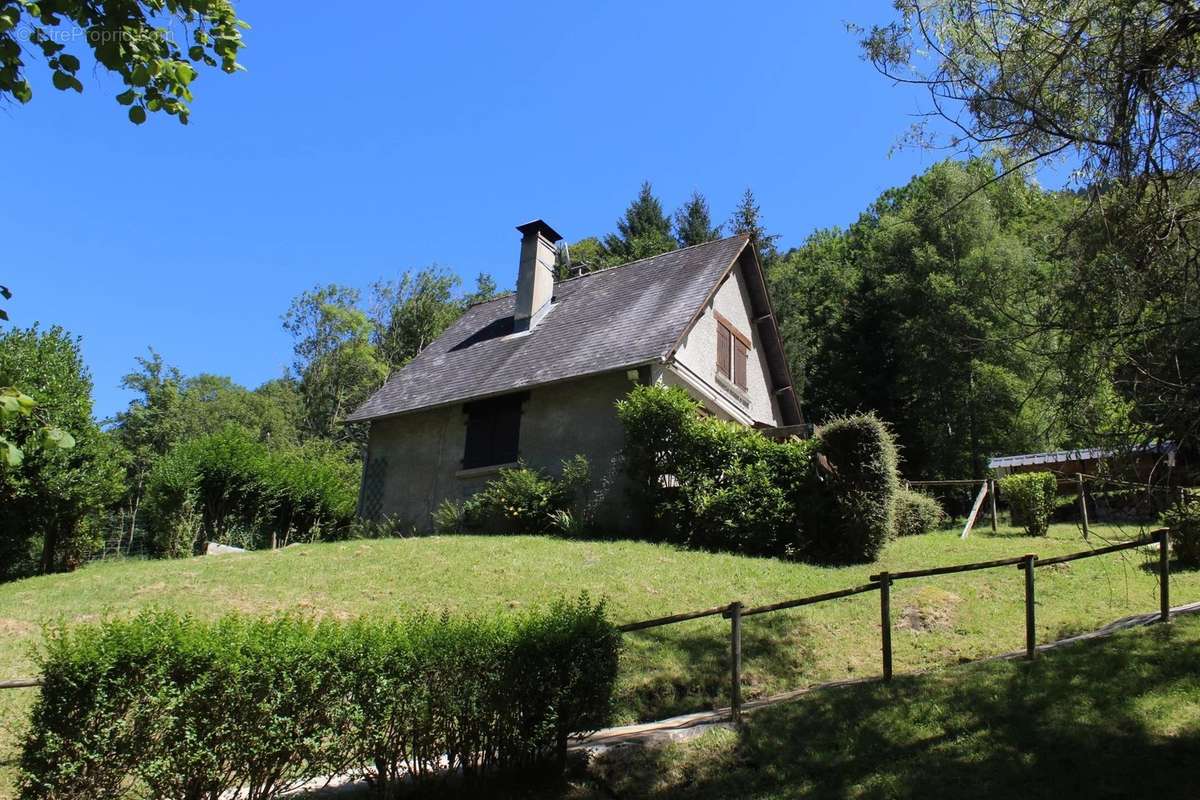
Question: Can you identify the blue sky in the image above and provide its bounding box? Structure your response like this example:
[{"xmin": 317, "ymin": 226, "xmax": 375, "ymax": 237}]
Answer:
[{"xmin": 7, "ymin": 1, "xmax": 983, "ymax": 420}]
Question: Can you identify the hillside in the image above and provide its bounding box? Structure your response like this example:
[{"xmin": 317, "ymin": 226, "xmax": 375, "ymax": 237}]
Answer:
[{"xmin": 0, "ymin": 524, "xmax": 1193, "ymax": 799}]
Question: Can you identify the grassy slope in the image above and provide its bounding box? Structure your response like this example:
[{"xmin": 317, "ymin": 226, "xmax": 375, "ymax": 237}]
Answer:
[
  {"xmin": 0, "ymin": 522, "xmax": 1192, "ymax": 798},
  {"xmin": 589, "ymin": 613, "xmax": 1200, "ymax": 800}
]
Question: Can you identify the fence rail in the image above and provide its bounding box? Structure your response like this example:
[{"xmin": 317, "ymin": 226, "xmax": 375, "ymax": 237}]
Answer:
[{"xmin": 617, "ymin": 529, "xmax": 1173, "ymax": 722}]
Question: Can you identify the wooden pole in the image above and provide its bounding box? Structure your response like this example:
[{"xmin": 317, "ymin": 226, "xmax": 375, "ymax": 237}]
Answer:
[
  {"xmin": 1158, "ymin": 529, "xmax": 1170, "ymax": 623},
  {"xmin": 729, "ymin": 601, "xmax": 743, "ymax": 724},
  {"xmin": 989, "ymin": 478, "xmax": 998, "ymax": 533},
  {"xmin": 879, "ymin": 574, "xmax": 893, "ymax": 680},
  {"xmin": 1077, "ymin": 473, "xmax": 1090, "ymax": 540},
  {"xmin": 1023, "ymin": 554, "xmax": 1037, "ymax": 659}
]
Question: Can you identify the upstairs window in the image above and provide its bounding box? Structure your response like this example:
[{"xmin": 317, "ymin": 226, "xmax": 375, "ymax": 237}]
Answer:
[
  {"xmin": 715, "ymin": 312, "xmax": 750, "ymax": 391},
  {"xmin": 462, "ymin": 393, "xmax": 526, "ymax": 469}
]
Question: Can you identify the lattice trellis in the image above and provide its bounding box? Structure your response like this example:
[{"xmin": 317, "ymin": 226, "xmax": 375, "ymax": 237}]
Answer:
[{"xmin": 359, "ymin": 457, "xmax": 388, "ymax": 521}]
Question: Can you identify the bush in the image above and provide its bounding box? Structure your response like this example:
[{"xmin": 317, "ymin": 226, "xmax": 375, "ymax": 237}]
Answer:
[
  {"xmin": 1164, "ymin": 496, "xmax": 1200, "ymax": 568},
  {"xmin": 143, "ymin": 427, "xmax": 359, "ymax": 555},
  {"xmin": 616, "ymin": 385, "xmax": 899, "ymax": 564},
  {"xmin": 894, "ymin": 487, "xmax": 946, "ymax": 536},
  {"xmin": 999, "ymin": 471, "xmax": 1057, "ymax": 536},
  {"xmin": 21, "ymin": 597, "xmax": 619, "ymax": 799},
  {"xmin": 457, "ymin": 456, "xmax": 594, "ymax": 535}
]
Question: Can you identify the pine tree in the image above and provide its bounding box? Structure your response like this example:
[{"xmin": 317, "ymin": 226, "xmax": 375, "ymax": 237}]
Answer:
[
  {"xmin": 601, "ymin": 181, "xmax": 677, "ymax": 264},
  {"xmin": 673, "ymin": 191, "xmax": 722, "ymax": 247},
  {"xmin": 728, "ymin": 187, "xmax": 780, "ymax": 266}
]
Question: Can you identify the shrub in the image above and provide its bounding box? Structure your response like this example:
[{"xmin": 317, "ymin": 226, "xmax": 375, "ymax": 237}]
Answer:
[
  {"xmin": 999, "ymin": 471, "xmax": 1057, "ymax": 536},
  {"xmin": 20, "ymin": 597, "xmax": 619, "ymax": 799},
  {"xmin": 894, "ymin": 487, "xmax": 946, "ymax": 536},
  {"xmin": 1164, "ymin": 495, "xmax": 1200, "ymax": 568},
  {"xmin": 143, "ymin": 427, "xmax": 359, "ymax": 555},
  {"xmin": 616, "ymin": 385, "xmax": 900, "ymax": 564},
  {"xmin": 458, "ymin": 456, "xmax": 593, "ymax": 535}
]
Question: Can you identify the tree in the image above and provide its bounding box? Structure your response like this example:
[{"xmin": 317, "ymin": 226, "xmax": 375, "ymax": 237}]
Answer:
[
  {"xmin": 860, "ymin": 0, "xmax": 1200, "ymax": 461},
  {"xmin": 0, "ymin": 0, "xmax": 248, "ymax": 124},
  {"xmin": 600, "ymin": 181, "xmax": 678, "ymax": 265},
  {"xmin": 673, "ymin": 191, "xmax": 722, "ymax": 247},
  {"xmin": 370, "ymin": 267, "xmax": 466, "ymax": 371},
  {"xmin": 728, "ymin": 188, "xmax": 780, "ymax": 266},
  {"xmin": 0, "ymin": 326, "xmax": 123, "ymax": 578},
  {"xmin": 283, "ymin": 285, "xmax": 388, "ymax": 443}
]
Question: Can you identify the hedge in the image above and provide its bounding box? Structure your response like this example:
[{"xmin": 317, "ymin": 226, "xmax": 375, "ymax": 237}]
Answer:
[
  {"xmin": 20, "ymin": 598, "xmax": 618, "ymax": 800},
  {"xmin": 894, "ymin": 487, "xmax": 947, "ymax": 537},
  {"xmin": 1164, "ymin": 496, "xmax": 1200, "ymax": 568},
  {"xmin": 615, "ymin": 385, "xmax": 899, "ymax": 564},
  {"xmin": 143, "ymin": 426, "xmax": 359, "ymax": 555},
  {"xmin": 998, "ymin": 471, "xmax": 1057, "ymax": 536}
]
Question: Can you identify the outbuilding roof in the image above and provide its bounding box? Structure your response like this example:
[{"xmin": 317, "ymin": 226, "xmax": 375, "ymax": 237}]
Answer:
[{"xmin": 347, "ymin": 235, "xmax": 801, "ymax": 424}]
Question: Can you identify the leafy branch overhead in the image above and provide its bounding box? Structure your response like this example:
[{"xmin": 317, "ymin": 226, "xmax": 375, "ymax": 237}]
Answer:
[
  {"xmin": 0, "ymin": 386, "xmax": 74, "ymax": 466},
  {"xmin": 0, "ymin": 0, "xmax": 248, "ymax": 124}
]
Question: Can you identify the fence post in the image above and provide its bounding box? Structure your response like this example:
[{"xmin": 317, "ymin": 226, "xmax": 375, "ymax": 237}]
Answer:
[
  {"xmin": 878, "ymin": 573, "xmax": 893, "ymax": 680},
  {"xmin": 729, "ymin": 601, "xmax": 743, "ymax": 724},
  {"xmin": 1158, "ymin": 529, "xmax": 1170, "ymax": 622},
  {"xmin": 1023, "ymin": 554, "xmax": 1037, "ymax": 659},
  {"xmin": 989, "ymin": 478, "xmax": 998, "ymax": 533},
  {"xmin": 1077, "ymin": 473, "xmax": 1089, "ymax": 540}
]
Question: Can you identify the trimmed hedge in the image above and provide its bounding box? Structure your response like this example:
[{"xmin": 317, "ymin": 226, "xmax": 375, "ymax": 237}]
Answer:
[
  {"xmin": 1164, "ymin": 496, "xmax": 1200, "ymax": 568},
  {"xmin": 894, "ymin": 487, "xmax": 947, "ymax": 537},
  {"xmin": 615, "ymin": 385, "xmax": 899, "ymax": 564},
  {"xmin": 20, "ymin": 598, "xmax": 618, "ymax": 799},
  {"xmin": 998, "ymin": 471, "xmax": 1057, "ymax": 536}
]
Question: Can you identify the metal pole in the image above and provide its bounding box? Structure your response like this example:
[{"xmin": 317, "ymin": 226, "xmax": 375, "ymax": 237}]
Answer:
[
  {"xmin": 729, "ymin": 601, "xmax": 743, "ymax": 724},
  {"xmin": 1158, "ymin": 529, "xmax": 1171, "ymax": 623},
  {"xmin": 1023, "ymin": 554, "xmax": 1037, "ymax": 659},
  {"xmin": 879, "ymin": 573, "xmax": 893, "ymax": 681}
]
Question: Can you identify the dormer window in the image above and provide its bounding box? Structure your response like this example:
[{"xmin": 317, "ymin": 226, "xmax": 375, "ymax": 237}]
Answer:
[{"xmin": 715, "ymin": 312, "xmax": 750, "ymax": 391}]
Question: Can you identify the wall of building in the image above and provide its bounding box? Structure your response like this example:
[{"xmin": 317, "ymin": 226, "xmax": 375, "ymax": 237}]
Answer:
[
  {"xmin": 669, "ymin": 263, "xmax": 782, "ymax": 426},
  {"xmin": 362, "ymin": 369, "xmax": 639, "ymax": 532}
]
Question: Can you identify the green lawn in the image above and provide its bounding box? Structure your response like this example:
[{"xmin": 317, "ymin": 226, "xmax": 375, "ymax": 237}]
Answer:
[
  {"xmin": 0, "ymin": 521, "xmax": 1192, "ymax": 799},
  {"xmin": 565, "ymin": 612, "xmax": 1200, "ymax": 799}
]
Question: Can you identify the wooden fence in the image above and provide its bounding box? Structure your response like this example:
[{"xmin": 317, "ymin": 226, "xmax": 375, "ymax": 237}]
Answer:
[{"xmin": 617, "ymin": 529, "xmax": 1173, "ymax": 723}]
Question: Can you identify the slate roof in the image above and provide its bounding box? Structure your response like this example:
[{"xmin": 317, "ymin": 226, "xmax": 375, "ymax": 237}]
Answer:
[{"xmin": 347, "ymin": 236, "xmax": 797, "ymax": 423}]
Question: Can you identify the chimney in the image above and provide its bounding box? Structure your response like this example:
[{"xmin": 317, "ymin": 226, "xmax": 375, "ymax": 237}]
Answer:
[{"xmin": 513, "ymin": 219, "xmax": 563, "ymax": 332}]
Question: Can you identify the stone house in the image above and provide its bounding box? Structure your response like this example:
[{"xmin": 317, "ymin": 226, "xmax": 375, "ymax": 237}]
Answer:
[{"xmin": 347, "ymin": 220, "xmax": 803, "ymax": 531}]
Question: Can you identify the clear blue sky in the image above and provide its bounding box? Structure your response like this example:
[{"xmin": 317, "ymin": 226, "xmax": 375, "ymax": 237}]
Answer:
[{"xmin": 6, "ymin": 1, "xmax": 966, "ymax": 421}]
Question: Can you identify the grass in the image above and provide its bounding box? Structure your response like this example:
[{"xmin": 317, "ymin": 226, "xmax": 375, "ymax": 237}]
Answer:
[
  {"xmin": 0, "ymin": 521, "xmax": 1193, "ymax": 799},
  {"xmin": 573, "ymin": 612, "xmax": 1200, "ymax": 799}
]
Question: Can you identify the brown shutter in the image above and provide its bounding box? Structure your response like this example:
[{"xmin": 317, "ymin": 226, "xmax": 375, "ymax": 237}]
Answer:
[
  {"xmin": 716, "ymin": 324, "xmax": 731, "ymax": 378},
  {"xmin": 734, "ymin": 339, "xmax": 748, "ymax": 389}
]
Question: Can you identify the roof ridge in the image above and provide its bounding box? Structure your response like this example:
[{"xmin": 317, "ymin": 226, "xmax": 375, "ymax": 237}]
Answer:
[{"xmin": 554, "ymin": 234, "xmax": 749, "ymax": 287}]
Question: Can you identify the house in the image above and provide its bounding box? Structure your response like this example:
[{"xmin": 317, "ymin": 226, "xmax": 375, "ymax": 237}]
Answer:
[{"xmin": 346, "ymin": 220, "xmax": 802, "ymax": 531}]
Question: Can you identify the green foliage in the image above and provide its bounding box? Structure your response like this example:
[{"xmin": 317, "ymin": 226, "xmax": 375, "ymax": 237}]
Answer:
[
  {"xmin": 673, "ymin": 191, "xmax": 722, "ymax": 247},
  {"xmin": 998, "ymin": 471, "xmax": 1057, "ymax": 536},
  {"xmin": 459, "ymin": 457, "xmax": 594, "ymax": 535},
  {"xmin": 728, "ymin": 187, "xmax": 779, "ymax": 266},
  {"xmin": 21, "ymin": 598, "xmax": 619, "ymax": 798},
  {"xmin": 600, "ymin": 181, "xmax": 678, "ymax": 266},
  {"xmin": 616, "ymin": 385, "xmax": 899, "ymax": 563},
  {"xmin": 0, "ymin": 326, "xmax": 124, "ymax": 579},
  {"xmin": 1164, "ymin": 497, "xmax": 1200, "ymax": 569},
  {"xmin": 143, "ymin": 427, "xmax": 358, "ymax": 555},
  {"xmin": 894, "ymin": 487, "xmax": 947, "ymax": 536},
  {"xmin": 0, "ymin": 1, "xmax": 248, "ymax": 124}
]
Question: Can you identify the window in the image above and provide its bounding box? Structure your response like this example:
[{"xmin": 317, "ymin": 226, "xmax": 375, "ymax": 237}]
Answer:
[
  {"xmin": 714, "ymin": 312, "xmax": 750, "ymax": 391},
  {"xmin": 462, "ymin": 393, "xmax": 526, "ymax": 469}
]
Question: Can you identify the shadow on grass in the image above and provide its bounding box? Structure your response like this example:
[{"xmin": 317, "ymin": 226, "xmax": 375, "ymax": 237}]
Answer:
[
  {"xmin": 598, "ymin": 621, "xmax": 1200, "ymax": 799},
  {"xmin": 618, "ymin": 612, "xmax": 819, "ymax": 722}
]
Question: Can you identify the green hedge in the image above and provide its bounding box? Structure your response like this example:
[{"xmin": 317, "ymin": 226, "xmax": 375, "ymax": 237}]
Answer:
[
  {"xmin": 20, "ymin": 597, "xmax": 618, "ymax": 799},
  {"xmin": 998, "ymin": 471, "xmax": 1057, "ymax": 536},
  {"xmin": 1164, "ymin": 496, "xmax": 1200, "ymax": 568},
  {"xmin": 894, "ymin": 487, "xmax": 947, "ymax": 537},
  {"xmin": 143, "ymin": 426, "xmax": 359, "ymax": 555},
  {"xmin": 615, "ymin": 385, "xmax": 899, "ymax": 564}
]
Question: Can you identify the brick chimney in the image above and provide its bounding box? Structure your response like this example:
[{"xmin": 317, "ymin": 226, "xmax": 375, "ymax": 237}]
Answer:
[{"xmin": 513, "ymin": 219, "xmax": 562, "ymax": 332}]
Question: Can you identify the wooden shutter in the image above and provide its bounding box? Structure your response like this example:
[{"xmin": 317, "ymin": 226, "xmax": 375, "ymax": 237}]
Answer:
[
  {"xmin": 716, "ymin": 324, "xmax": 731, "ymax": 378},
  {"xmin": 463, "ymin": 393, "xmax": 525, "ymax": 469},
  {"xmin": 733, "ymin": 339, "xmax": 748, "ymax": 389}
]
